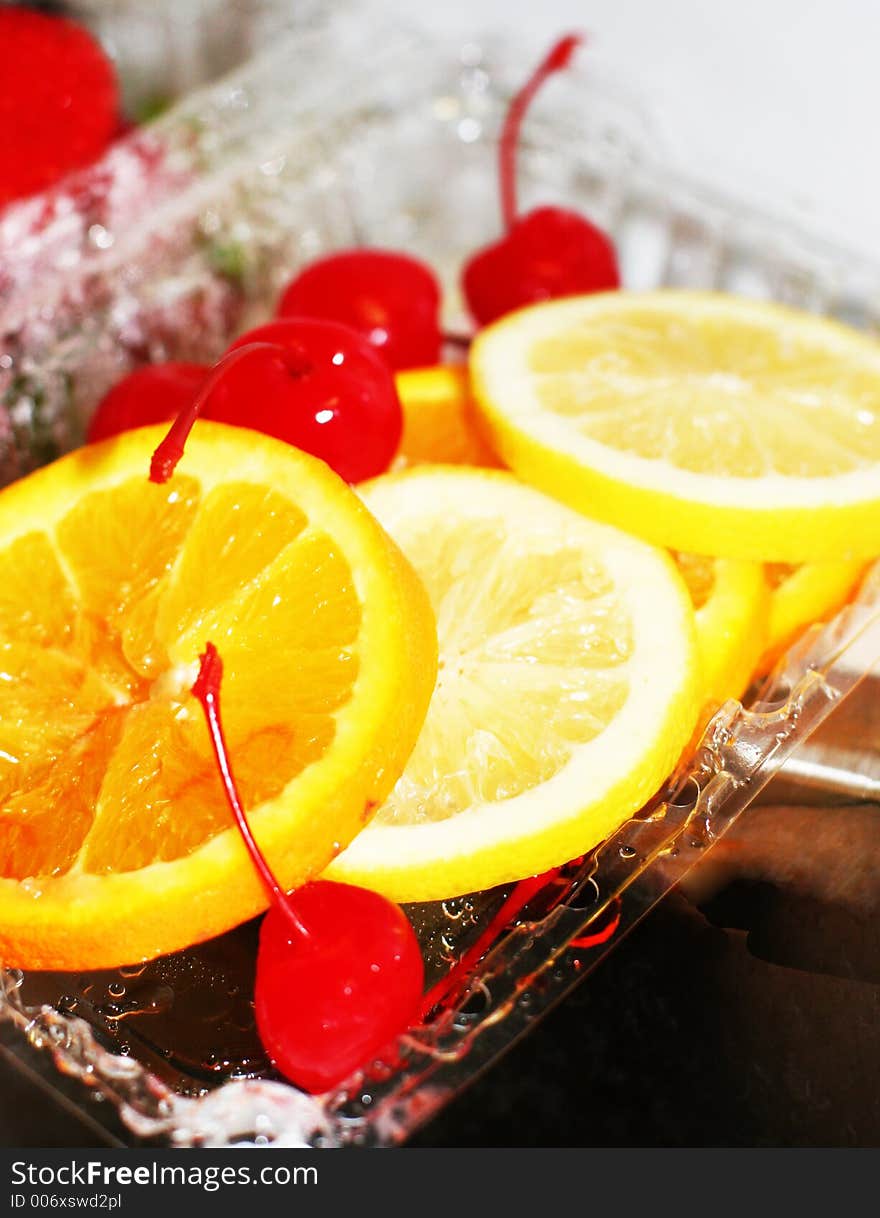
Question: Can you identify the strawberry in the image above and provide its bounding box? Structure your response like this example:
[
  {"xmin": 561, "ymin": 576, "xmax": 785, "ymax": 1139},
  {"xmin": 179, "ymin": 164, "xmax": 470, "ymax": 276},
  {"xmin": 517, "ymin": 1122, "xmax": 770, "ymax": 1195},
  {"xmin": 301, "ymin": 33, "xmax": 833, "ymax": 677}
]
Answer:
[{"xmin": 0, "ymin": 6, "xmax": 120, "ymax": 209}]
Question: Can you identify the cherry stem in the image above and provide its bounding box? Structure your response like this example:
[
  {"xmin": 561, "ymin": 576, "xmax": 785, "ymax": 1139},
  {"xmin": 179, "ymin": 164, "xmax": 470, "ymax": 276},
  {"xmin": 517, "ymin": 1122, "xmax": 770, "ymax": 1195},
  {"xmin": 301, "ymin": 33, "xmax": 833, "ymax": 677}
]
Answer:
[
  {"xmin": 419, "ymin": 872, "xmax": 550, "ymax": 1020},
  {"xmin": 441, "ymin": 330, "xmax": 473, "ymax": 352},
  {"xmin": 499, "ymin": 32, "xmax": 584, "ymax": 232},
  {"xmin": 419, "ymin": 873, "xmax": 619, "ymax": 1022},
  {"xmin": 191, "ymin": 642, "xmax": 311, "ymax": 941},
  {"xmin": 149, "ymin": 341, "xmax": 310, "ymax": 484}
]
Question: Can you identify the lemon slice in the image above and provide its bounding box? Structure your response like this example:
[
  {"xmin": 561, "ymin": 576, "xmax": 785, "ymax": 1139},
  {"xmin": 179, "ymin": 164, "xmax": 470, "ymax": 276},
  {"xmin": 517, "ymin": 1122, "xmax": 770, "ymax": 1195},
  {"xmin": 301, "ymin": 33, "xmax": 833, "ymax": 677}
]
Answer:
[
  {"xmin": 328, "ymin": 467, "xmax": 699, "ymax": 901},
  {"xmin": 759, "ymin": 559, "xmax": 867, "ymax": 672},
  {"xmin": 471, "ymin": 291, "xmax": 880, "ymax": 562},
  {"xmin": 674, "ymin": 553, "xmax": 768, "ymax": 705}
]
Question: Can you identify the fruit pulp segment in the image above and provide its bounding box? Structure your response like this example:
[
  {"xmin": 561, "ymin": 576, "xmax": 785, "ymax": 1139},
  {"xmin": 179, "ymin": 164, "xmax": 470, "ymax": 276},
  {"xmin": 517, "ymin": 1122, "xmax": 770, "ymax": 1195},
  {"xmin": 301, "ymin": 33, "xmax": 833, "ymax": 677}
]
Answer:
[
  {"xmin": 0, "ymin": 643, "xmax": 121, "ymax": 800},
  {"xmin": 375, "ymin": 514, "xmax": 631, "ymax": 825},
  {"xmin": 80, "ymin": 706, "xmax": 316, "ymax": 873},
  {"xmin": 765, "ymin": 562, "xmax": 798, "ymax": 589},
  {"xmin": 395, "ymin": 366, "xmax": 500, "ymax": 469},
  {"xmin": 672, "ymin": 552, "xmax": 715, "ymax": 610},
  {"xmin": 153, "ymin": 483, "xmax": 308, "ymax": 653},
  {"xmin": 0, "ymin": 710, "xmax": 126, "ymax": 880},
  {"xmin": 0, "ymin": 531, "xmax": 79, "ymax": 646},
  {"xmin": 0, "ymin": 476, "xmax": 361, "ymax": 880},
  {"xmin": 530, "ymin": 310, "xmax": 880, "ymax": 478}
]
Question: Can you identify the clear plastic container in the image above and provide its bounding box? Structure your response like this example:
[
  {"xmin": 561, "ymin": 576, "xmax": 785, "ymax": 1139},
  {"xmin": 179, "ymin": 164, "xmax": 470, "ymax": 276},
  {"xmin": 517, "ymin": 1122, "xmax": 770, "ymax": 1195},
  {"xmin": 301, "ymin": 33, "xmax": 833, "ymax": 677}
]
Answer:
[
  {"xmin": 2, "ymin": 20, "xmax": 880, "ymax": 1148},
  {"xmin": 67, "ymin": 1, "xmax": 324, "ymax": 116}
]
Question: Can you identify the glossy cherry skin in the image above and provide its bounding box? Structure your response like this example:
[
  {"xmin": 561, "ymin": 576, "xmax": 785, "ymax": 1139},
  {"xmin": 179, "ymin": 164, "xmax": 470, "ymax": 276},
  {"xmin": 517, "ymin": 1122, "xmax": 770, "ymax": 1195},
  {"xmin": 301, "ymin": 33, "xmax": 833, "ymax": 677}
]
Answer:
[
  {"xmin": 277, "ymin": 249, "xmax": 442, "ymax": 372},
  {"xmin": 0, "ymin": 7, "xmax": 119, "ymax": 208},
  {"xmin": 204, "ymin": 318, "xmax": 402, "ymax": 482},
  {"xmin": 255, "ymin": 880, "xmax": 424, "ymax": 1095},
  {"xmin": 462, "ymin": 205, "xmax": 620, "ymax": 326},
  {"xmin": 87, "ymin": 362, "xmax": 209, "ymax": 443}
]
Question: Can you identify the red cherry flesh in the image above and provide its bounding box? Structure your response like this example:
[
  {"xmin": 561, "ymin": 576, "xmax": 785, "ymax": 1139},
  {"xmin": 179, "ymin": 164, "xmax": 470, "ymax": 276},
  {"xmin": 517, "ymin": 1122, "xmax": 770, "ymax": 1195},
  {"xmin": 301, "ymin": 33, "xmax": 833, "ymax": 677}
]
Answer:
[
  {"xmin": 87, "ymin": 363, "xmax": 209, "ymax": 443},
  {"xmin": 278, "ymin": 249, "xmax": 442, "ymax": 371},
  {"xmin": 190, "ymin": 642, "xmax": 424, "ymax": 1096},
  {"xmin": 0, "ymin": 6, "xmax": 120, "ymax": 209},
  {"xmin": 462, "ymin": 33, "xmax": 620, "ymax": 326}
]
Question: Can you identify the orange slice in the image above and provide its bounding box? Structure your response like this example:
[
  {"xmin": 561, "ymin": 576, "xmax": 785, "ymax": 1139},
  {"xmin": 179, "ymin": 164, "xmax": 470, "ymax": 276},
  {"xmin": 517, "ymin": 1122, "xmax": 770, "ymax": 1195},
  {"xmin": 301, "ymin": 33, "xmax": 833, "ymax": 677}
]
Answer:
[
  {"xmin": 394, "ymin": 365, "xmax": 500, "ymax": 468},
  {"xmin": 0, "ymin": 423, "xmax": 436, "ymax": 970}
]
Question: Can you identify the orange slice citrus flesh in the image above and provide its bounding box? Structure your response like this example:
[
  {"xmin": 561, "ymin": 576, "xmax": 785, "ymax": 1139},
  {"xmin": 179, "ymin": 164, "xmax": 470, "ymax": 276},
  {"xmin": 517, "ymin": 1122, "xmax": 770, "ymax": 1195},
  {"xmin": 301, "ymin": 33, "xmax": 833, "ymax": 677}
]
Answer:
[
  {"xmin": 758, "ymin": 559, "xmax": 868, "ymax": 673},
  {"xmin": 393, "ymin": 365, "xmax": 501, "ymax": 469},
  {"xmin": 0, "ymin": 423, "xmax": 436, "ymax": 970}
]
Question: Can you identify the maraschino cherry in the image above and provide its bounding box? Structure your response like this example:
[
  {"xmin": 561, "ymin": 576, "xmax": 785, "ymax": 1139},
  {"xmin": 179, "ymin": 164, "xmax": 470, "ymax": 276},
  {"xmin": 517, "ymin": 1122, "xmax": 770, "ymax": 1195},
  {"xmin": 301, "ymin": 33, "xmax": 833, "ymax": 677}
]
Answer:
[
  {"xmin": 148, "ymin": 318, "xmax": 403, "ymax": 485},
  {"xmin": 462, "ymin": 34, "xmax": 620, "ymax": 326},
  {"xmin": 277, "ymin": 249, "xmax": 442, "ymax": 371},
  {"xmin": 87, "ymin": 363, "xmax": 209, "ymax": 443},
  {"xmin": 0, "ymin": 6, "xmax": 120, "ymax": 208},
  {"xmin": 191, "ymin": 642, "xmax": 424, "ymax": 1095}
]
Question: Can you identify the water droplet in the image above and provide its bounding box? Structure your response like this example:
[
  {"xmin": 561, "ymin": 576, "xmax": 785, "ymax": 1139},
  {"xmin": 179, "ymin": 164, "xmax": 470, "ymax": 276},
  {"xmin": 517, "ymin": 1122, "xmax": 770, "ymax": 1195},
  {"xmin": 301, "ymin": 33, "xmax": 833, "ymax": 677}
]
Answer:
[
  {"xmin": 107, "ymin": 981, "xmax": 126, "ymax": 999},
  {"xmin": 88, "ymin": 223, "xmax": 114, "ymax": 250},
  {"xmin": 460, "ymin": 985, "xmax": 490, "ymax": 1017},
  {"xmin": 619, "ymin": 844, "xmax": 637, "ymax": 860},
  {"xmin": 439, "ymin": 933, "xmax": 456, "ymax": 960},
  {"xmin": 457, "ymin": 116, "xmax": 482, "ymax": 143}
]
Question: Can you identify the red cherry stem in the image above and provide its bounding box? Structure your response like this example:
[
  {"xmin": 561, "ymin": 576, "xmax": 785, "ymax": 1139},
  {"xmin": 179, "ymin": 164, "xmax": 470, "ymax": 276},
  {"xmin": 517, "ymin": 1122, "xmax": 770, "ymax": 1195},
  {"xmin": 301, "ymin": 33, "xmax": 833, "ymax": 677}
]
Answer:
[
  {"xmin": 419, "ymin": 871, "xmax": 620, "ymax": 1021},
  {"xmin": 441, "ymin": 330, "xmax": 473, "ymax": 352},
  {"xmin": 499, "ymin": 32, "xmax": 584, "ymax": 231},
  {"xmin": 420, "ymin": 871, "xmax": 550, "ymax": 1019},
  {"xmin": 191, "ymin": 641, "xmax": 312, "ymax": 941},
  {"xmin": 149, "ymin": 342, "xmax": 309, "ymax": 484}
]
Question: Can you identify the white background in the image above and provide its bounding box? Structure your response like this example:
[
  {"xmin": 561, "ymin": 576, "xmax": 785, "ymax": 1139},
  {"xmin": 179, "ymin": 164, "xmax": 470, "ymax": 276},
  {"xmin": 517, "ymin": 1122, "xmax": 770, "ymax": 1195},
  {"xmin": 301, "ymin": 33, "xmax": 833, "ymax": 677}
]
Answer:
[{"xmin": 373, "ymin": 0, "xmax": 880, "ymax": 258}]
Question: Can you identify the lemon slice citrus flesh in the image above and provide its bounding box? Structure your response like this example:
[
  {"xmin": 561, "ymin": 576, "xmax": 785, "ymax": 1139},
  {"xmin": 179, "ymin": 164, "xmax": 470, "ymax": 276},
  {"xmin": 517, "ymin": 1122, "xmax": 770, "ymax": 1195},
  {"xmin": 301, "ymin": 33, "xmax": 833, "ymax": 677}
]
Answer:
[
  {"xmin": 328, "ymin": 467, "xmax": 699, "ymax": 901},
  {"xmin": 674, "ymin": 553, "xmax": 768, "ymax": 706},
  {"xmin": 471, "ymin": 291, "xmax": 880, "ymax": 562},
  {"xmin": 0, "ymin": 423, "xmax": 436, "ymax": 970},
  {"xmin": 759, "ymin": 559, "xmax": 868, "ymax": 672}
]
